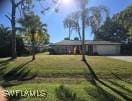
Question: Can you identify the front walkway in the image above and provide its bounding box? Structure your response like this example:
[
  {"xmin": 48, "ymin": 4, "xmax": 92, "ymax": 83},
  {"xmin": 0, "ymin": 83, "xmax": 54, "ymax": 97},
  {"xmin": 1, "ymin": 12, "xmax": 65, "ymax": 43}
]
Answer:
[{"xmin": 108, "ymin": 56, "xmax": 132, "ymax": 63}]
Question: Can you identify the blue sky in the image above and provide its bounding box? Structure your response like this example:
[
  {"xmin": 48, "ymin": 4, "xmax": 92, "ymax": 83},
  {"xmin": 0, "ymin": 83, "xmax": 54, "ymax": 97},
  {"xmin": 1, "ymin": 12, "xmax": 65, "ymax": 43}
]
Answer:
[{"xmin": 0, "ymin": 0, "xmax": 132, "ymax": 43}]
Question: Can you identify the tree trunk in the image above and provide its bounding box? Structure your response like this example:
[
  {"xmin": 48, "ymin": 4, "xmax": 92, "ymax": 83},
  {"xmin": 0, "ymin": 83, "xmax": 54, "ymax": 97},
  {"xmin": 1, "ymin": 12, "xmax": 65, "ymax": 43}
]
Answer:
[
  {"xmin": 69, "ymin": 27, "xmax": 71, "ymax": 40},
  {"xmin": 31, "ymin": 31, "xmax": 36, "ymax": 60},
  {"xmin": 81, "ymin": 9, "xmax": 86, "ymax": 61},
  {"xmin": 11, "ymin": 0, "xmax": 17, "ymax": 59},
  {"xmin": 78, "ymin": 27, "xmax": 81, "ymax": 40}
]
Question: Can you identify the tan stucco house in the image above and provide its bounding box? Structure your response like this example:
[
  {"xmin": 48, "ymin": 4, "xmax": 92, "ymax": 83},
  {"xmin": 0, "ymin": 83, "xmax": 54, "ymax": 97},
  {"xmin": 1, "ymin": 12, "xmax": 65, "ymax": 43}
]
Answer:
[{"xmin": 50, "ymin": 40, "xmax": 121, "ymax": 55}]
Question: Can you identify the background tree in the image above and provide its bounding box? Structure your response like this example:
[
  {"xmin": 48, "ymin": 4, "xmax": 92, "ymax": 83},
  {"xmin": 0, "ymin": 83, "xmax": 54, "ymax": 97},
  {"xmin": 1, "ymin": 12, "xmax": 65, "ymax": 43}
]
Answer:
[
  {"xmin": 0, "ymin": 24, "xmax": 25, "ymax": 57},
  {"xmin": 94, "ymin": 17, "xmax": 127, "ymax": 42},
  {"xmin": 18, "ymin": 12, "xmax": 49, "ymax": 60},
  {"xmin": 95, "ymin": 5, "xmax": 132, "ymax": 42},
  {"xmin": 113, "ymin": 5, "xmax": 132, "ymax": 42},
  {"xmin": 74, "ymin": 37, "xmax": 79, "ymax": 40},
  {"xmin": 113, "ymin": 5, "xmax": 132, "ymax": 30},
  {"xmin": 0, "ymin": 25, "xmax": 11, "ymax": 57},
  {"xmin": 64, "ymin": 37, "xmax": 70, "ymax": 40},
  {"xmin": 0, "ymin": 25, "xmax": 11, "ymax": 45}
]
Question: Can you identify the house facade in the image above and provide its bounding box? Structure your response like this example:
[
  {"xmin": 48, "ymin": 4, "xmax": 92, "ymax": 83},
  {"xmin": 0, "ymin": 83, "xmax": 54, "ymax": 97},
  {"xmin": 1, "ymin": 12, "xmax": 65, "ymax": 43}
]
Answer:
[{"xmin": 50, "ymin": 40, "xmax": 121, "ymax": 55}]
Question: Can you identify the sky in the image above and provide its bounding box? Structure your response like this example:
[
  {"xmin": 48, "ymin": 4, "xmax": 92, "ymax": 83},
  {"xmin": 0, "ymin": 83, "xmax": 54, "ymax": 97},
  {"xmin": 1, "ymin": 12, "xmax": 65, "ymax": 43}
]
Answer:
[{"xmin": 0, "ymin": 0, "xmax": 132, "ymax": 43}]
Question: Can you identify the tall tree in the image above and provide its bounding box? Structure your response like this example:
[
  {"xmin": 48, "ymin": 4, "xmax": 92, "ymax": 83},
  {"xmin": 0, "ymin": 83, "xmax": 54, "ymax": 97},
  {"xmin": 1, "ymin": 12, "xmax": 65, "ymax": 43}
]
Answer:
[
  {"xmin": 18, "ymin": 12, "xmax": 49, "ymax": 60},
  {"xmin": 65, "ymin": 0, "xmax": 109, "ymax": 61},
  {"xmin": 5, "ymin": 0, "xmax": 32, "ymax": 59}
]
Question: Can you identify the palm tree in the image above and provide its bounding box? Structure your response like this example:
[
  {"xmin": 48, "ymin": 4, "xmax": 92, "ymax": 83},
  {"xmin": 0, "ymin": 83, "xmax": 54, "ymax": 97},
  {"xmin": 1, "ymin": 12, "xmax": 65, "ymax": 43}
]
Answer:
[
  {"xmin": 63, "ymin": 17, "xmax": 74, "ymax": 40},
  {"xmin": 67, "ymin": 0, "xmax": 109, "ymax": 61},
  {"xmin": 18, "ymin": 12, "xmax": 49, "ymax": 60},
  {"xmin": 64, "ymin": 16, "xmax": 82, "ymax": 40}
]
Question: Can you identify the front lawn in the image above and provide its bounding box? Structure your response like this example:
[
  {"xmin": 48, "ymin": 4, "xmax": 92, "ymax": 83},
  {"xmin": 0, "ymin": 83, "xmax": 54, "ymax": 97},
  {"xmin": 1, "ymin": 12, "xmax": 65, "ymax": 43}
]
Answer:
[{"xmin": 0, "ymin": 53, "xmax": 132, "ymax": 101}]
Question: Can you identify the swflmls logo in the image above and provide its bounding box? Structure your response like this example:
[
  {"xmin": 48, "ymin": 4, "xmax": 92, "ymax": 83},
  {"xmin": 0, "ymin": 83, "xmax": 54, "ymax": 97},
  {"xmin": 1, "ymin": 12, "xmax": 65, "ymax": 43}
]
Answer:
[{"xmin": 2, "ymin": 90, "xmax": 48, "ymax": 98}]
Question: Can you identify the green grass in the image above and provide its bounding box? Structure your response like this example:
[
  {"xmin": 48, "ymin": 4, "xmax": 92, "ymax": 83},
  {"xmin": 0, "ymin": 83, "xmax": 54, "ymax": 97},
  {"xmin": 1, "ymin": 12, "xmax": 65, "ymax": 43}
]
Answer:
[
  {"xmin": 5, "ymin": 81, "xmax": 132, "ymax": 101},
  {"xmin": 0, "ymin": 53, "xmax": 132, "ymax": 101},
  {"xmin": 3, "ymin": 54, "xmax": 132, "ymax": 79}
]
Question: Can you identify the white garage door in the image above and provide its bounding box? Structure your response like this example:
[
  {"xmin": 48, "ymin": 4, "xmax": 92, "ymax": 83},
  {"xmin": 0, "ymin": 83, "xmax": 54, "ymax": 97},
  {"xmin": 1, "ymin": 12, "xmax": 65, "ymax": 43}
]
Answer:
[{"xmin": 95, "ymin": 45, "xmax": 120, "ymax": 55}]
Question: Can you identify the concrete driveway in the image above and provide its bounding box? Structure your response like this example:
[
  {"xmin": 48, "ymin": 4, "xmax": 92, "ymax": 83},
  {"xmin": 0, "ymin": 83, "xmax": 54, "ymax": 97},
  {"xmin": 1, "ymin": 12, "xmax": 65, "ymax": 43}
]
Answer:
[{"xmin": 108, "ymin": 56, "xmax": 132, "ymax": 63}]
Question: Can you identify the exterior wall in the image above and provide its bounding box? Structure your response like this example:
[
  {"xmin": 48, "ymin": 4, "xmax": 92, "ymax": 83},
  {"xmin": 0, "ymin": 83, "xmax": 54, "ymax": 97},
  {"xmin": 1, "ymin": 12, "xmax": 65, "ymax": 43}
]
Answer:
[
  {"xmin": 85, "ymin": 45, "xmax": 88, "ymax": 51},
  {"xmin": 93, "ymin": 45, "xmax": 120, "ymax": 55},
  {"xmin": 52, "ymin": 45, "xmax": 68, "ymax": 54},
  {"xmin": 52, "ymin": 45, "xmax": 81, "ymax": 54},
  {"xmin": 52, "ymin": 44, "xmax": 121, "ymax": 55}
]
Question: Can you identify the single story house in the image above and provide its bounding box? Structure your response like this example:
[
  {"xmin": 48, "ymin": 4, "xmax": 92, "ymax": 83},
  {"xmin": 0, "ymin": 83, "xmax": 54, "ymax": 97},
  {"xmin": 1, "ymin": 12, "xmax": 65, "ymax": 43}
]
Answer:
[
  {"xmin": 50, "ymin": 40, "xmax": 121, "ymax": 55},
  {"xmin": 25, "ymin": 44, "xmax": 49, "ymax": 53}
]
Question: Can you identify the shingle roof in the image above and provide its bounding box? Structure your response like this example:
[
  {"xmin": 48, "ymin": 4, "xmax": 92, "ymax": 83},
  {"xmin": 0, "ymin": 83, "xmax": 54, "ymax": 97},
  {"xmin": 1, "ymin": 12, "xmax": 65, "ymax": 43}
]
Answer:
[{"xmin": 52, "ymin": 40, "xmax": 121, "ymax": 46}]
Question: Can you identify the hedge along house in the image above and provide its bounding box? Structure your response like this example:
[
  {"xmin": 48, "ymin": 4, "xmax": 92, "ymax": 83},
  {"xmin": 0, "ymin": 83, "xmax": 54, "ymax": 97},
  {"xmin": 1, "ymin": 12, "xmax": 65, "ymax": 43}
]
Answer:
[{"xmin": 50, "ymin": 40, "xmax": 121, "ymax": 55}]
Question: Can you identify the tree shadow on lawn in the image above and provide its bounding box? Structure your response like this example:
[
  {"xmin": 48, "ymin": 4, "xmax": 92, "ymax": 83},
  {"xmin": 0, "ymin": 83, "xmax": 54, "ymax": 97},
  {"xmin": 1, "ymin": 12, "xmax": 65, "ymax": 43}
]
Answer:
[
  {"xmin": 3, "ymin": 60, "xmax": 37, "ymax": 82},
  {"xmin": 0, "ymin": 58, "xmax": 37, "ymax": 101},
  {"xmin": 111, "ymin": 72, "xmax": 132, "ymax": 84},
  {"xmin": 83, "ymin": 60, "xmax": 132, "ymax": 101},
  {"xmin": 56, "ymin": 85, "xmax": 86, "ymax": 101},
  {"xmin": 0, "ymin": 58, "xmax": 12, "ymax": 64},
  {"xmin": 108, "ymin": 80, "xmax": 132, "ymax": 96}
]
